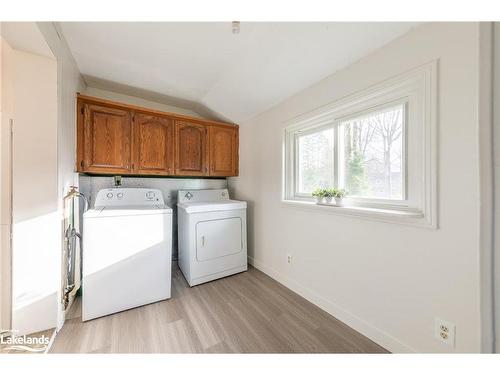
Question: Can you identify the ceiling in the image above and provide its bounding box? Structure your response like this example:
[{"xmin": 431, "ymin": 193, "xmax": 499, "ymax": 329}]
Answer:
[
  {"xmin": 60, "ymin": 22, "xmax": 420, "ymax": 122},
  {"xmin": 2, "ymin": 22, "xmax": 54, "ymax": 58}
]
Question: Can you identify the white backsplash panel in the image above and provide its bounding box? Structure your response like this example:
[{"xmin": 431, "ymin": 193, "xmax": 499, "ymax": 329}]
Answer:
[{"xmin": 78, "ymin": 175, "xmax": 227, "ymax": 259}]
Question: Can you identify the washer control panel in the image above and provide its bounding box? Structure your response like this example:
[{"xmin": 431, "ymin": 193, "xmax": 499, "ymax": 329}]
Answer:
[{"xmin": 95, "ymin": 188, "xmax": 165, "ymax": 208}]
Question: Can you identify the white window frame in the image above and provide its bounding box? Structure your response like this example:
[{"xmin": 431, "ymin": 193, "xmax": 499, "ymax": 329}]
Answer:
[
  {"xmin": 336, "ymin": 100, "xmax": 408, "ymax": 206},
  {"xmin": 294, "ymin": 123, "xmax": 336, "ymax": 198},
  {"xmin": 282, "ymin": 61, "xmax": 438, "ymax": 228}
]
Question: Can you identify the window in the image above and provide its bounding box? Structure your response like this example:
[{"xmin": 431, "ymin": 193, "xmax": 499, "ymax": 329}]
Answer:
[
  {"xmin": 338, "ymin": 104, "xmax": 405, "ymax": 200},
  {"xmin": 283, "ymin": 62, "xmax": 437, "ymax": 227},
  {"xmin": 296, "ymin": 128, "xmax": 334, "ymax": 195}
]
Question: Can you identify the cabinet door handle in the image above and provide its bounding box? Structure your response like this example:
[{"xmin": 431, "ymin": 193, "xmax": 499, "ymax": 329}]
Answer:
[{"xmin": 201, "ymin": 236, "xmax": 205, "ymax": 247}]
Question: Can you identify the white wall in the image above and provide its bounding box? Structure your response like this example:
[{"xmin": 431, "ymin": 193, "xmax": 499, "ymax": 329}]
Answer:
[
  {"xmin": 230, "ymin": 23, "xmax": 485, "ymax": 353},
  {"xmin": 6, "ymin": 46, "xmax": 59, "ymax": 335},
  {"xmin": 83, "ymin": 86, "xmax": 203, "ymax": 119}
]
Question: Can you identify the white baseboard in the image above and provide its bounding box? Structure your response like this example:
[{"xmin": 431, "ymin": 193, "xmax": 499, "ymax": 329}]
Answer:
[{"xmin": 248, "ymin": 256, "xmax": 416, "ymax": 353}]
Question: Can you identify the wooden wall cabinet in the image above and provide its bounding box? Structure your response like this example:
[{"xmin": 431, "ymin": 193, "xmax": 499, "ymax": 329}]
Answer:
[
  {"xmin": 208, "ymin": 125, "xmax": 238, "ymax": 177},
  {"xmin": 77, "ymin": 94, "xmax": 239, "ymax": 177},
  {"xmin": 133, "ymin": 113, "xmax": 174, "ymax": 175},
  {"xmin": 174, "ymin": 121, "xmax": 208, "ymax": 176},
  {"xmin": 79, "ymin": 102, "xmax": 132, "ymax": 174}
]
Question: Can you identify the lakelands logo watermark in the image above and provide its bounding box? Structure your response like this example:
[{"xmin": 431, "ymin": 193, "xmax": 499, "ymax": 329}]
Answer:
[{"xmin": 0, "ymin": 329, "xmax": 50, "ymax": 353}]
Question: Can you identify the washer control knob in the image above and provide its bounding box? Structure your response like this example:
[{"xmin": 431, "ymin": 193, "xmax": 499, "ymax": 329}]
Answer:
[
  {"xmin": 146, "ymin": 191, "xmax": 155, "ymax": 199},
  {"xmin": 117, "ymin": 192, "xmax": 124, "ymax": 199},
  {"xmin": 106, "ymin": 192, "xmax": 113, "ymax": 199}
]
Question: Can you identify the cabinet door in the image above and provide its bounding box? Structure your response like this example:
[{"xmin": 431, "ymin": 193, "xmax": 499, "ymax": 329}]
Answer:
[
  {"xmin": 174, "ymin": 121, "xmax": 208, "ymax": 176},
  {"xmin": 209, "ymin": 125, "xmax": 238, "ymax": 176},
  {"xmin": 82, "ymin": 103, "xmax": 132, "ymax": 174},
  {"xmin": 132, "ymin": 113, "xmax": 174, "ymax": 175}
]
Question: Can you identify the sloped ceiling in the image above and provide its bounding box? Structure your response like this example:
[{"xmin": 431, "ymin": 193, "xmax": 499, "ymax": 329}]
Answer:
[
  {"xmin": 1, "ymin": 22, "xmax": 54, "ymax": 58},
  {"xmin": 60, "ymin": 22, "xmax": 420, "ymax": 123}
]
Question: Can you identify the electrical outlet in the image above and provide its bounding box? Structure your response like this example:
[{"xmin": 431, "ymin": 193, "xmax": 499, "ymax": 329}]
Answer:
[
  {"xmin": 287, "ymin": 254, "xmax": 292, "ymax": 264},
  {"xmin": 435, "ymin": 318, "xmax": 455, "ymax": 347}
]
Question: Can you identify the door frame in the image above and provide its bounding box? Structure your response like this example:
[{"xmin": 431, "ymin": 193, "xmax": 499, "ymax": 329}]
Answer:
[
  {"xmin": 493, "ymin": 22, "xmax": 500, "ymax": 353},
  {"xmin": 0, "ymin": 115, "xmax": 13, "ymax": 333}
]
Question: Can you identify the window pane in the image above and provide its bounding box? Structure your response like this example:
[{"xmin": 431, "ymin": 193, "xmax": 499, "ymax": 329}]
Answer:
[
  {"xmin": 297, "ymin": 128, "xmax": 334, "ymax": 194},
  {"xmin": 339, "ymin": 105, "xmax": 404, "ymax": 199}
]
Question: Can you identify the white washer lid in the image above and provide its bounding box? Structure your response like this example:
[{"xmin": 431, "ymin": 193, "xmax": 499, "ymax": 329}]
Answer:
[
  {"xmin": 84, "ymin": 205, "xmax": 172, "ymax": 218},
  {"xmin": 177, "ymin": 200, "xmax": 246, "ymax": 213}
]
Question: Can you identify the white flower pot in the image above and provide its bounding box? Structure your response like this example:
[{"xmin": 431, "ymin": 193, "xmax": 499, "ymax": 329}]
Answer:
[
  {"xmin": 324, "ymin": 197, "xmax": 333, "ymax": 204},
  {"xmin": 314, "ymin": 196, "xmax": 323, "ymax": 204},
  {"xmin": 334, "ymin": 197, "xmax": 344, "ymax": 207}
]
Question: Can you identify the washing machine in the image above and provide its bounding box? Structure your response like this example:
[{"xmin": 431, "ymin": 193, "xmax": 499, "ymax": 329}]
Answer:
[
  {"xmin": 82, "ymin": 188, "xmax": 172, "ymax": 321},
  {"xmin": 177, "ymin": 189, "xmax": 247, "ymax": 286}
]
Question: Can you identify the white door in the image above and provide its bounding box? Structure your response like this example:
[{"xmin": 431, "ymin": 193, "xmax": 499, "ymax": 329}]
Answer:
[{"xmin": 196, "ymin": 217, "xmax": 242, "ymax": 262}]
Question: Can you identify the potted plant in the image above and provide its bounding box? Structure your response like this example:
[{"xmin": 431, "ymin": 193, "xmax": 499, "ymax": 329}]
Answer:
[
  {"xmin": 331, "ymin": 188, "xmax": 348, "ymax": 206},
  {"xmin": 312, "ymin": 188, "xmax": 324, "ymax": 204},
  {"xmin": 323, "ymin": 188, "xmax": 335, "ymax": 204}
]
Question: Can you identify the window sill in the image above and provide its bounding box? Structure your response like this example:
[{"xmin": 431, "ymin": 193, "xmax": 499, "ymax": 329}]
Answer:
[{"xmin": 281, "ymin": 199, "xmax": 435, "ymax": 228}]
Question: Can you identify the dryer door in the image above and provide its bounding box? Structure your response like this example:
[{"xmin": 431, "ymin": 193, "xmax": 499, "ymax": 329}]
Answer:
[{"xmin": 196, "ymin": 217, "xmax": 242, "ymax": 261}]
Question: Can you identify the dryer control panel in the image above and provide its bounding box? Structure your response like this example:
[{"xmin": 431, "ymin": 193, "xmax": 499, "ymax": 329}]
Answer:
[
  {"xmin": 94, "ymin": 188, "xmax": 164, "ymax": 208},
  {"xmin": 177, "ymin": 189, "xmax": 230, "ymax": 204}
]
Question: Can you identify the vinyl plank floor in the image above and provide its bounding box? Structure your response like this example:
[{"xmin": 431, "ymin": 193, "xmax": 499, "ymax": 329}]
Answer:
[{"xmin": 50, "ymin": 264, "xmax": 388, "ymax": 354}]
